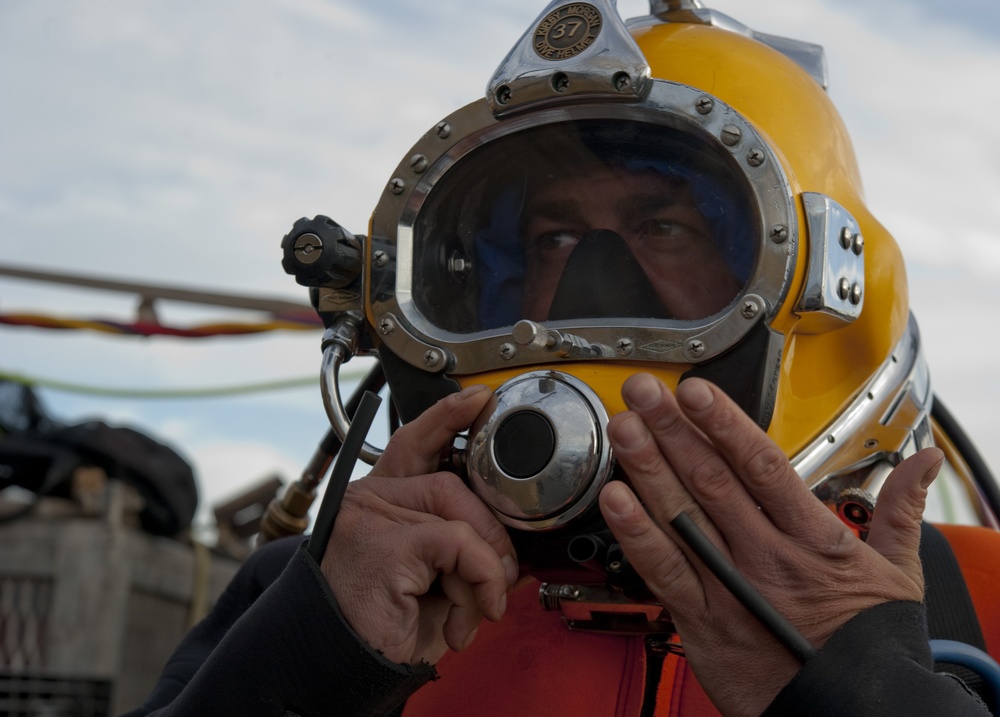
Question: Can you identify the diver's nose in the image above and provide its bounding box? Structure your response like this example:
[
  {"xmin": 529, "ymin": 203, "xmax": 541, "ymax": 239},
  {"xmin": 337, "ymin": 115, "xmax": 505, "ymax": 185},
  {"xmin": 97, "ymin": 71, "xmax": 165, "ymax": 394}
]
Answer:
[{"xmin": 547, "ymin": 229, "xmax": 668, "ymax": 320}]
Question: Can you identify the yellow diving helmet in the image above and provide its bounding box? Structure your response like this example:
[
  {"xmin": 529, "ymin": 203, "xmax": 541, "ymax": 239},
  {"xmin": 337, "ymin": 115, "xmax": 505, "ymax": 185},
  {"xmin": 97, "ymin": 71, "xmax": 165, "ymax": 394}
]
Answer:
[{"xmin": 280, "ymin": 0, "xmax": 994, "ymax": 627}]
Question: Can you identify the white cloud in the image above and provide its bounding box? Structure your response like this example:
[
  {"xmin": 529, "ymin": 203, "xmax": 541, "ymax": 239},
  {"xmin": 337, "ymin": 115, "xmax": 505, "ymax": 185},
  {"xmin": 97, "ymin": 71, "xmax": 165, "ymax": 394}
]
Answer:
[{"xmin": 187, "ymin": 440, "xmax": 304, "ymax": 528}]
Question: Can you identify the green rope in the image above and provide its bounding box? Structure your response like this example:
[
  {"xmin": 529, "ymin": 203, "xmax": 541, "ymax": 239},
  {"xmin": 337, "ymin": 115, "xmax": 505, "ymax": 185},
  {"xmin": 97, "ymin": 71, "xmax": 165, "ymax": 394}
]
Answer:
[{"xmin": 0, "ymin": 366, "xmax": 371, "ymax": 399}]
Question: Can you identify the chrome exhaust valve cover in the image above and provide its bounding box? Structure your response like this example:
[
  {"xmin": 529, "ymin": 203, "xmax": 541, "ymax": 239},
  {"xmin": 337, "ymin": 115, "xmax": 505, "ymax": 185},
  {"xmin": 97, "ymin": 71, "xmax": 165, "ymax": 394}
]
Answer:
[{"xmin": 466, "ymin": 371, "xmax": 614, "ymax": 531}]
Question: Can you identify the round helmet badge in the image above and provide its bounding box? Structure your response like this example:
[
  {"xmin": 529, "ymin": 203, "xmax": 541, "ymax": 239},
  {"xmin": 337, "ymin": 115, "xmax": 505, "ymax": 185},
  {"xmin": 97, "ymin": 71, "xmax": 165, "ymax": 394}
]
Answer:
[{"xmin": 534, "ymin": 3, "xmax": 603, "ymax": 60}]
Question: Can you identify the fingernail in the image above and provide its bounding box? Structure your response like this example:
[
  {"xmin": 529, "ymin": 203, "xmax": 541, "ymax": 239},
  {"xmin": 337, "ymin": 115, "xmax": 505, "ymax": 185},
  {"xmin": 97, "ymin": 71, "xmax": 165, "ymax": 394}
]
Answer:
[
  {"xmin": 603, "ymin": 482, "xmax": 636, "ymax": 519},
  {"xmin": 502, "ymin": 553, "xmax": 519, "ymax": 586},
  {"xmin": 497, "ymin": 592, "xmax": 507, "ymax": 618},
  {"xmin": 462, "ymin": 627, "xmax": 479, "ymax": 650},
  {"xmin": 921, "ymin": 451, "xmax": 945, "ymax": 489},
  {"xmin": 455, "ymin": 384, "xmax": 489, "ymax": 401},
  {"xmin": 622, "ymin": 373, "xmax": 663, "ymax": 410},
  {"xmin": 677, "ymin": 379, "xmax": 714, "ymax": 412},
  {"xmin": 610, "ymin": 413, "xmax": 648, "ymax": 450}
]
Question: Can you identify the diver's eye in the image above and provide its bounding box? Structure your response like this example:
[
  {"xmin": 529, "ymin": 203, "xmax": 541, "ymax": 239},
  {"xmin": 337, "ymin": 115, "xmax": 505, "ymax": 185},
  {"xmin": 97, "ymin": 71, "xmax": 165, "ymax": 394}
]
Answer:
[
  {"xmin": 638, "ymin": 219, "xmax": 686, "ymax": 239},
  {"xmin": 528, "ymin": 231, "xmax": 580, "ymax": 254}
]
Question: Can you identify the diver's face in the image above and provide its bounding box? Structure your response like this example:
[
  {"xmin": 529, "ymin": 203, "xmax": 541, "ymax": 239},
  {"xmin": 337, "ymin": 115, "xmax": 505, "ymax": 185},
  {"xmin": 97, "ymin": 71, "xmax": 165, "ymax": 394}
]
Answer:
[{"xmin": 520, "ymin": 166, "xmax": 741, "ymax": 321}]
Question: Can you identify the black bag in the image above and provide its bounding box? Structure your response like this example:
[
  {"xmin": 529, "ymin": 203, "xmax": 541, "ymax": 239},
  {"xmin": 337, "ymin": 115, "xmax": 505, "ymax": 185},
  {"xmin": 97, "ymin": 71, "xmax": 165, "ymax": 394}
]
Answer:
[{"xmin": 0, "ymin": 380, "xmax": 198, "ymax": 536}]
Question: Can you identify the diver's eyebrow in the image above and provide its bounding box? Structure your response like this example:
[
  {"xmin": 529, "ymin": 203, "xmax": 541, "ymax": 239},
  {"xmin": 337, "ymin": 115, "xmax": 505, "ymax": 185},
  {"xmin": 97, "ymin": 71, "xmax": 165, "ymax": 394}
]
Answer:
[
  {"xmin": 523, "ymin": 198, "xmax": 582, "ymax": 224},
  {"xmin": 620, "ymin": 192, "xmax": 680, "ymax": 216}
]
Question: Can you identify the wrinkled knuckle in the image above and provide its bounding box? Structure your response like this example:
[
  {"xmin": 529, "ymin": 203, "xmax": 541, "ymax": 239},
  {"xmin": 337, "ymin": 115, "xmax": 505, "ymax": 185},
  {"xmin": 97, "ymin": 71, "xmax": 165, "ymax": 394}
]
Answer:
[
  {"xmin": 647, "ymin": 408, "xmax": 687, "ymax": 439},
  {"xmin": 481, "ymin": 518, "xmax": 512, "ymax": 552},
  {"xmin": 687, "ymin": 455, "xmax": 738, "ymax": 502},
  {"xmin": 447, "ymin": 518, "xmax": 479, "ymax": 546},
  {"xmin": 823, "ymin": 524, "xmax": 862, "ymax": 561},
  {"xmin": 622, "ymin": 448, "xmax": 664, "ymax": 479},
  {"xmin": 385, "ymin": 570, "xmax": 418, "ymax": 603},
  {"xmin": 425, "ymin": 470, "xmax": 463, "ymax": 495},
  {"xmin": 644, "ymin": 544, "xmax": 689, "ymax": 595},
  {"xmin": 338, "ymin": 489, "xmax": 373, "ymax": 524},
  {"xmin": 876, "ymin": 497, "xmax": 924, "ymax": 534},
  {"xmin": 701, "ymin": 403, "xmax": 737, "ymax": 436},
  {"xmin": 346, "ymin": 474, "xmax": 375, "ymax": 494},
  {"xmin": 899, "ymin": 486, "xmax": 929, "ymax": 522},
  {"xmin": 742, "ymin": 444, "xmax": 790, "ymax": 492}
]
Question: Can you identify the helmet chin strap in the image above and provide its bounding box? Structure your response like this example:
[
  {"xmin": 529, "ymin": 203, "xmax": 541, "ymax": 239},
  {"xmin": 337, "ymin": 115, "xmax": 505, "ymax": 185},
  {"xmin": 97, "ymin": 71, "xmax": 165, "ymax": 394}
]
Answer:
[{"xmin": 546, "ymin": 229, "xmax": 670, "ymax": 321}]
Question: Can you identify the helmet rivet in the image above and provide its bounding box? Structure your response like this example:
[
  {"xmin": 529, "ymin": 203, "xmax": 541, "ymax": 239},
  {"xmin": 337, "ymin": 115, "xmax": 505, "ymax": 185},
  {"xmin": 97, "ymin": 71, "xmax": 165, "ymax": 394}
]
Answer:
[
  {"xmin": 552, "ymin": 72, "xmax": 570, "ymax": 93},
  {"xmin": 410, "ymin": 154, "xmax": 429, "ymax": 174},
  {"xmin": 721, "ymin": 125, "xmax": 742, "ymax": 146},
  {"xmin": 747, "ymin": 148, "xmax": 766, "ymax": 167},
  {"xmin": 864, "ymin": 439, "xmax": 879, "ymax": 449},
  {"xmin": 839, "ymin": 227, "xmax": 854, "ymax": 250},
  {"xmin": 769, "ymin": 225, "xmax": 789, "ymax": 243},
  {"xmin": 852, "ymin": 234, "xmax": 865, "ymax": 256},
  {"xmin": 389, "ymin": 178, "xmax": 405, "ymax": 195},
  {"xmin": 448, "ymin": 253, "xmax": 469, "ymax": 275},
  {"xmin": 499, "ymin": 343, "xmax": 516, "ymax": 361},
  {"xmin": 373, "ymin": 250, "xmax": 389, "ymax": 268},
  {"xmin": 379, "ymin": 316, "xmax": 395, "ymax": 335},
  {"xmin": 613, "ymin": 72, "xmax": 631, "ymax": 91},
  {"xmin": 424, "ymin": 349, "xmax": 443, "ymax": 368},
  {"xmin": 741, "ymin": 301, "xmax": 759, "ymax": 319},
  {"xmin": 615, "ymin": 338, "xmax": 634, "ymax": 356},
  {"xmin": 837, "ymin": 277, "xmax": 851, "ymax": 301},
  {"xmin": 496, "ymin": 85, "xmax": 512, "ymax": 105},
  {"xmin": 850, "ymin": 283, "xmax": 863, "ymax": 305},
  {"xmin": 435, "ymin": 121, "xmax": 452, "ymax": 139},
  {"xmin": 696, "ymin": 96, "xmax": 714, "ymax": 115},
  {"xmin": 686, "ymin": 339, "xmax": 706, "ymax": 359}
]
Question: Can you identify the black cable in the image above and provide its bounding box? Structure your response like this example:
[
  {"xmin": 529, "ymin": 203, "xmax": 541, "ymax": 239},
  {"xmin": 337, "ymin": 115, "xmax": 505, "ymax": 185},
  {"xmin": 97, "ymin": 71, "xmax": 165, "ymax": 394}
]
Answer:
[
  {"xmin": 669, "ymin": 511, "xmax": 817, "ymax": 664},
  {"xmin": 932, "ymin": 394, "xmax": 1000, "ymax": 522},
  {"xmin": 308, "ymin": 391, "xmax": 382, "ymax": 565}
]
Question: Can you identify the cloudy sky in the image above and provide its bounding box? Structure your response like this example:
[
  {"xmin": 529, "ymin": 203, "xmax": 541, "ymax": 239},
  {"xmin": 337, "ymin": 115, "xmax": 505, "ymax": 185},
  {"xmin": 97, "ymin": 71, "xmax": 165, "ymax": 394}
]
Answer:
[{"xmin": 1, "ymin": 0, "xmax": 998, "ymax": 533}]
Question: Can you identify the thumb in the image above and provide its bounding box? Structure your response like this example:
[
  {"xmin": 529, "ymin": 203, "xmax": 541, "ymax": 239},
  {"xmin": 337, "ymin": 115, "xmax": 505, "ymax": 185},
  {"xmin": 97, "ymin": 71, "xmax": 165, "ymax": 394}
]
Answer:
[
  {"xmin": 372, "ymin": 384, "xmax": 492, "ymax": 477},
  {"xmin": 865, "ymin": 447, "xmax": 944, "ymax": 585}
]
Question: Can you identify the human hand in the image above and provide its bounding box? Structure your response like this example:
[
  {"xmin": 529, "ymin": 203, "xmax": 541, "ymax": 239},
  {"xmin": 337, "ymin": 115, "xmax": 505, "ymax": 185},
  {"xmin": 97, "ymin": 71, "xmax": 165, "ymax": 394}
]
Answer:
[
  {"xmin": 320, "ymin": 384, "xmax": 518, "ymax": 665},
  {"xmin": 598, "ymin": 374, "xmax": 942, "ymax": 717}
]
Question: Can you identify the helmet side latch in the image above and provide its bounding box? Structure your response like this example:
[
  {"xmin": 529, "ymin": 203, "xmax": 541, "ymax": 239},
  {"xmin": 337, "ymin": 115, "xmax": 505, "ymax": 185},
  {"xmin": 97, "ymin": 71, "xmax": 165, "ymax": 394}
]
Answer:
[{"xmin": 794, "ymin": 192, "xmax": 865, "ymax": 333}]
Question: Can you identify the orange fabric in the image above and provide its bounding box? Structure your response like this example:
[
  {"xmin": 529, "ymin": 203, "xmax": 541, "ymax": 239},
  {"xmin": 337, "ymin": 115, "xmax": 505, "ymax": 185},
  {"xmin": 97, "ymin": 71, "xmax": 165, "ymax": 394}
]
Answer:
[
  {"xmin": 402, "ymin": 578, "xmax": 646, "ymax": 717},
  {"xmin": 661, "ymin": 654, "xmax": 721, "ymax": 717},
  {"xmin": 404, "ymin": 526, "xmax": 1000, "ymax": 716},
  {"xmin": 933, "ymin": 524, "xmax": 1000, "ymax": 656}
]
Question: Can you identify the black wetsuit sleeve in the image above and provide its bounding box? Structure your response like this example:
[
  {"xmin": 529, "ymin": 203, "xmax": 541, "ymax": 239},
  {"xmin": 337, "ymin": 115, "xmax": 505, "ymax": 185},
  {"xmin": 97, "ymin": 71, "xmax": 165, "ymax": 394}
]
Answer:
[
  {"xmin": 762, "ymin": 601, "xmax": 990, "ymax": 717},
  {"xmin": 120, "ymin": 537, "xmax": 435, "ymax": 717}
]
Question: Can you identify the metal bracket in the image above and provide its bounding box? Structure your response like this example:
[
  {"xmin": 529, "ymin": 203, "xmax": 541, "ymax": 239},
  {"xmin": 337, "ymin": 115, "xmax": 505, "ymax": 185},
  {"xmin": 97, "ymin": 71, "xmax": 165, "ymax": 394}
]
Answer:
[
  {"xmin": 539, "ymin": 583, "xmax": 674, "ymax": 634},
  {"xmin": 487, "ymin": 0, "xmax": 652, "ymax": 116},
  {"xmin": 794, "ymin": 192, "xmax": 865, "ymax": 333}
]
